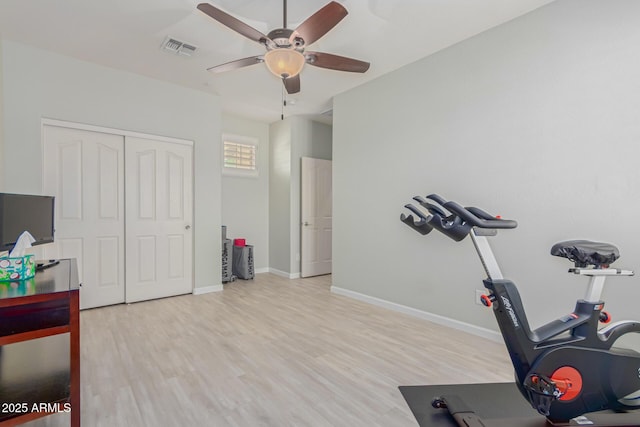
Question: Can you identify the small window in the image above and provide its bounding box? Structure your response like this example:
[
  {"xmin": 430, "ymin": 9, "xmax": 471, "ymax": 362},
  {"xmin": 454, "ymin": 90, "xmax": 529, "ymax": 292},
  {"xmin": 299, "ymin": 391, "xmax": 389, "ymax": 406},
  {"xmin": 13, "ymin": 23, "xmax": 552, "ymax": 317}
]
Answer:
[{"xmin": 222, "ymin": 134, "xmax": 258, "ymax": 177}]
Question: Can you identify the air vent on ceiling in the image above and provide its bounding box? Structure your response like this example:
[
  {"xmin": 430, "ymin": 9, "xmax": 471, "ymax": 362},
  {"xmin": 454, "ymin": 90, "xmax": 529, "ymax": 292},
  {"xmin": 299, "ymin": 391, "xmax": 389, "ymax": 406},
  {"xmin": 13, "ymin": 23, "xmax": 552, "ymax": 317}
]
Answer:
[{"xmin": 161, "ymin": 37, "xmax": 198, "ymax": 57}]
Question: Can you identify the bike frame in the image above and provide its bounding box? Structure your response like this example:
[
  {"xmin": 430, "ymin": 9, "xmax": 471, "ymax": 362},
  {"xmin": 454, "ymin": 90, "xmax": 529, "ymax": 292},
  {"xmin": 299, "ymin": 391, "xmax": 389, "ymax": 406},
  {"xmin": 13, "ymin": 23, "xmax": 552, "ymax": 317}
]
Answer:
[{"xmin": 469, "ymin": 228, "xmax": 637, "ymax": 385}]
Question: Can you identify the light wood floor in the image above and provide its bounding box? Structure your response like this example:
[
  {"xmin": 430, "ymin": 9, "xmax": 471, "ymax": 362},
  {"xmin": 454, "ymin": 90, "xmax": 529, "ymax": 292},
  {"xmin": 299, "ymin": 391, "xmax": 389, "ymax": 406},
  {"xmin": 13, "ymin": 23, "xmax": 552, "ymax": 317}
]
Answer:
[{"xmin": 24, "ymin": 273, "xmax": 513, "ymax": 427}]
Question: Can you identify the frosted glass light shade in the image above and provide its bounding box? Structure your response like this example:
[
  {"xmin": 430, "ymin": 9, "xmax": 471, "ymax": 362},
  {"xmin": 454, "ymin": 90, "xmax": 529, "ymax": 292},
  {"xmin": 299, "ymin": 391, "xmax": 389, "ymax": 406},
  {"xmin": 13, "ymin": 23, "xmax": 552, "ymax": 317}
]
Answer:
[{"xmin": 264, "ymin": 49, "xmax": 305, "ymax": 79}]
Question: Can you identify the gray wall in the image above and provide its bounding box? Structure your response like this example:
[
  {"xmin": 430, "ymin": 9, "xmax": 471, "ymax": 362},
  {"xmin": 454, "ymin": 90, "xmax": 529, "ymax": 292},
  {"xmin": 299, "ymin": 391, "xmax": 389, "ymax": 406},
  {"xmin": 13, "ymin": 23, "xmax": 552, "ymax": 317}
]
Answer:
[
  {"xmin": 222, "ymin": 113, "xmax": 270, "ymax": 271},
  {"xmin": 1, "ymin": 40, "xmax": 222, "ymax": 290},
  {"xmin": 269, "ymin": 119, "xmax": 292, "ymax": 274},
  {"xmin": 269, "ymin": 116, "xmax": 332, "ymax": 276},
  {"xmin": 333, "ymin": 0, "xmax": 640, "ymax": 333}
]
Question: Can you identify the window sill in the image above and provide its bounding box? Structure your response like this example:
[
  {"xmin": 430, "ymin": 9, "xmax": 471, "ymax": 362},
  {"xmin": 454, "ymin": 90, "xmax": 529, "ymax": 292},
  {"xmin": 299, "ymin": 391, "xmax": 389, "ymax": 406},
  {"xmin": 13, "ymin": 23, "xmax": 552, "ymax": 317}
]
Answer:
[{"xmin": 222, "ymin": 168, "xmax": 259, "ymax": 179}]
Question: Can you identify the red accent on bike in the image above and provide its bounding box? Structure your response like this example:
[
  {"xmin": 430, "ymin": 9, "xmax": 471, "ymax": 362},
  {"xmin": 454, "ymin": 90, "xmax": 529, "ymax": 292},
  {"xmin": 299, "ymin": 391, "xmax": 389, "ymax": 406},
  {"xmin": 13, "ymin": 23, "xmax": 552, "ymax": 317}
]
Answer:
[
  {"xmin": 600, "ymin": 311, "xmax": 611, "ymax": 323},
  {"xmin": 495, "ymin": 215, "xmax": 502, "ymax": 219},
  {"xmin": 569, "ymin": 313, "xmax": 579, "ymax": 319},
  {"xmin": 551, "ymin": 366, "xmax": 582, "ymax": 401},
  {"xmin": 480, "ymin": 294, "xmax": 492, "ymax": 307}
]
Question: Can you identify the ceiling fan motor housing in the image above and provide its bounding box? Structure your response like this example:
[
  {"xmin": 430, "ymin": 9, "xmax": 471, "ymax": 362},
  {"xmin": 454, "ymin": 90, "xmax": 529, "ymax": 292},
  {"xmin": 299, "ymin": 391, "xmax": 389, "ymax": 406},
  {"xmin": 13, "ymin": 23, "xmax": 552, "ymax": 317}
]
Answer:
[{"xmin": 266, "ymin": 28, "xmax": 301, "ymax": 49}]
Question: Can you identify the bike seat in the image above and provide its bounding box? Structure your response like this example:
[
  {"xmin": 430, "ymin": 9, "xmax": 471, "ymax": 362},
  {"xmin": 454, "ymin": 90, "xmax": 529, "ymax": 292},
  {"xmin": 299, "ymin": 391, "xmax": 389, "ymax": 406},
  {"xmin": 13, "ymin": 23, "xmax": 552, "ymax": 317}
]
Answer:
[{"xmin": 550, "ymin": 240, "xmax": 619, "ymax": 268}]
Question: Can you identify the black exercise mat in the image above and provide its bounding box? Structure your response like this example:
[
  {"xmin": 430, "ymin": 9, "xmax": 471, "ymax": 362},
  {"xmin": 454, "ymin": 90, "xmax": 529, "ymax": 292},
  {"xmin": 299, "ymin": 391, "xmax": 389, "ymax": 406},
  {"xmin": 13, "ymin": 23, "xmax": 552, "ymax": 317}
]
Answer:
[
  {"xmin": 399, "ymin": 382, "xmax": 640, "ymax": 427},
  {"xmin": 399, "ymin": 382, "xmax": 544, "ymax": 427}
]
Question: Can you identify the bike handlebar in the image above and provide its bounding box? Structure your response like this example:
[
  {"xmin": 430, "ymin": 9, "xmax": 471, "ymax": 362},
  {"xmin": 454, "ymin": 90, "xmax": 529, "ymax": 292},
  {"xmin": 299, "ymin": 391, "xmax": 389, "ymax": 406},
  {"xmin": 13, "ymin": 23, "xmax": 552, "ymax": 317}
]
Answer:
[
  {"xmin": 441, "ymin": 200, "xmax": 517, "ymax": 229},
  {"xmin": 424, "ymin": 193, "xmax": 447, "ymax": 206},
  {"xmin": 401, "ymin": 193, "xmax": 517, "ymax": 241}
]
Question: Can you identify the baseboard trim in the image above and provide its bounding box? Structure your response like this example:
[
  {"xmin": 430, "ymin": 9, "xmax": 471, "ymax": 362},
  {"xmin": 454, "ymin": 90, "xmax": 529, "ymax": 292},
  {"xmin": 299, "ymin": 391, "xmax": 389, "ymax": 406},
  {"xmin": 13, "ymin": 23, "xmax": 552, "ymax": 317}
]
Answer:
[
  {"xmin": 193, "ymin": 284, "xmax": 224, "ymax": 295},
  {"xmin": 269, "ymin": 268, "xmax": 301, "ymax": 279},
  {"xmin": 330, "ymin": 286, "xmax": 502, "ymax": 343},
  {"xmin": 255, "ymin": 267, "xmax": 269, "ymax": 274}
]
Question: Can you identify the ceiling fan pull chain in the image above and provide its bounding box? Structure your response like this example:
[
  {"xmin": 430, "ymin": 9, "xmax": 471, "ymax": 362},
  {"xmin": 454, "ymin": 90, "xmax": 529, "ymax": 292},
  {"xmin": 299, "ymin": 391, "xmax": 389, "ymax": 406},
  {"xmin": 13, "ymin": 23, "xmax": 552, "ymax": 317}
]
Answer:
[{"xmin": 281, "ymin": 82, "xmax": 285, "ymax": 120}]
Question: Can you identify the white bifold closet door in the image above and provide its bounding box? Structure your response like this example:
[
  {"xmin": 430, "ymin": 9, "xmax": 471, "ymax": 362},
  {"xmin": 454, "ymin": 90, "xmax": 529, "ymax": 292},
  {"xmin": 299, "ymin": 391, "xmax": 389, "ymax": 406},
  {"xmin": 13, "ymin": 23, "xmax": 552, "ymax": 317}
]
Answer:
[{"xmin": 43, "ymin": 125, "xmax": 193, "ymax": 309}]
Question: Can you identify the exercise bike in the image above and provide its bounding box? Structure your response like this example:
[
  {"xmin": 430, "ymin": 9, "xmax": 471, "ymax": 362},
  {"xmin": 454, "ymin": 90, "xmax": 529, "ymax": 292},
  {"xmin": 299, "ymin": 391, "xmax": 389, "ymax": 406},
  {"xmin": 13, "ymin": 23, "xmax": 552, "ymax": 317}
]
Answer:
[{"xmin": 400, "ymin": 193, "xmax": 640, "ymax": 426}]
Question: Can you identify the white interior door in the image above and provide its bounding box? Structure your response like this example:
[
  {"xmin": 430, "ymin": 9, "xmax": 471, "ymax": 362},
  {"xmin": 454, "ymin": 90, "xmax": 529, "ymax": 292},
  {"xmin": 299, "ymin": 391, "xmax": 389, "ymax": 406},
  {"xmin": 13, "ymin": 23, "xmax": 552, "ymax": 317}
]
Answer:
[
  {"xmin": 124, "ymin": 136, "xmax": 193, "ymax": 303},
  {"xmin": 43, "ymin": 125, "xmax": 125, "ymax": 309},
  {"xmin": 301, "ymin": 157, "xmax": 332, "ymax": 278}
]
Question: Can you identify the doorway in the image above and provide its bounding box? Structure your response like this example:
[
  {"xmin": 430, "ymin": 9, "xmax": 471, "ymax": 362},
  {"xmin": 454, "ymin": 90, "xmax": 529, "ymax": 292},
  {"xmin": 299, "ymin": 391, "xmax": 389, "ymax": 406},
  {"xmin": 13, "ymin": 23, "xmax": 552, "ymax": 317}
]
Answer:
[{"xmin": 300, "ymin": 157, "xmax": 332, "ymax": 278}]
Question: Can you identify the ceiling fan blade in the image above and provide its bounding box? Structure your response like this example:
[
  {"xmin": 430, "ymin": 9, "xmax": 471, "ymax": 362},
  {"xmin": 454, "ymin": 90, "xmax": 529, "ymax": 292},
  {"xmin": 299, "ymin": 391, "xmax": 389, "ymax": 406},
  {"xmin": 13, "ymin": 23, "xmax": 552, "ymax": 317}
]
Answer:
[
  {"xmin": 197, "ymin": 3, "xmax": 269, "ymax": 45},
  {"xmin": 283, "ymin": 75, "xmax": 300, "ymax": 94},
  {"xmin": 305, "ymin": 51, "xmax": 370, "ymax": 73},
  {"xmin": 290, "ymin": 1, "xmax": 348, "ymax": 46},
  {"xmin": 207, "ymin": 56, "xmax": 263, "ymax": 73}
]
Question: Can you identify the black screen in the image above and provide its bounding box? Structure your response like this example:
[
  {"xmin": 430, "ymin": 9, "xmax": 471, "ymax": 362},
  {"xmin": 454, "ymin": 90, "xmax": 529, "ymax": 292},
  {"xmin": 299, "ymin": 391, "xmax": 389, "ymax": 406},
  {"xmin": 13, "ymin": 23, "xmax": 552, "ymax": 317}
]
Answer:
[{"xmin": 0, "ymin": 193, "xmax": 55, "ymax": 252}]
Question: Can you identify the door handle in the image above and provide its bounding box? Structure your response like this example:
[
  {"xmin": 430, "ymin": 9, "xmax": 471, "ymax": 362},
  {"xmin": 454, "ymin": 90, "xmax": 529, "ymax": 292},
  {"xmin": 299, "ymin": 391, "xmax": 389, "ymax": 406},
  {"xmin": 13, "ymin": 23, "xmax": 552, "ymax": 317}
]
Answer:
[{"xmin": 185, "ymin": 225, "xmax": 191, "ymax": 230}]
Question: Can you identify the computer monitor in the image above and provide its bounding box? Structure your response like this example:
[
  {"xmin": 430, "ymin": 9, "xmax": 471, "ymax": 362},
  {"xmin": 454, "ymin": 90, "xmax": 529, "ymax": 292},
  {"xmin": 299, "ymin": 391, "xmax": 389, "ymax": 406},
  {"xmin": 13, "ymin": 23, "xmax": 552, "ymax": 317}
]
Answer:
[{"xmin": 0, "ymin": 193, "xmax": 55, "ymax": 252}]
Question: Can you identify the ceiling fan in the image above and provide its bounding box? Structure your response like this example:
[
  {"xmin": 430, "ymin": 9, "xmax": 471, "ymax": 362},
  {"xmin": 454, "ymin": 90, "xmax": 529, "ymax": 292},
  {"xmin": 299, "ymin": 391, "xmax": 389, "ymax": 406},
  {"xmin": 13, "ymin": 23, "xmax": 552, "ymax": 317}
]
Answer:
[{"xmin": 197, "ymin": 0, "xmax": 370, "ymax": 94}]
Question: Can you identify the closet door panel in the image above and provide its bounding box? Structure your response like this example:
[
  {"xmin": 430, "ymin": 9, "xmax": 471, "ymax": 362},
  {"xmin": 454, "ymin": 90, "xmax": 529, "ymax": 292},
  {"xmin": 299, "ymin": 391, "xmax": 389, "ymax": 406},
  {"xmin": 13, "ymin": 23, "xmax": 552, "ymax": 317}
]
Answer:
[
  {"xmin": 125, "ymin": 136, "xmax": 193, "ymax": 303},
  {"xmin": 43, "ymin": 125, "xmax": 125, "ymax": 309}
]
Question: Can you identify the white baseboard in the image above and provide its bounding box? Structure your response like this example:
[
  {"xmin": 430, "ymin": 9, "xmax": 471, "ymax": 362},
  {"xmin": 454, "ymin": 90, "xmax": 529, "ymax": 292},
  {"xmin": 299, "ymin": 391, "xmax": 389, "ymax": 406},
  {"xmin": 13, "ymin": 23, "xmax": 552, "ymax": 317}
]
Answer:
[
  {"xmin": 192, "ymin": 284, "xmax": 224, "ymax": 295},
  {"xmin": 255, "ymin": 267, "xmax": 269, "ymax": 274},
  {"xmin": 269, "ymin": 268, "xmax": 301, "ymax": 279},
  {"xmin": 330, "ymin": 286, "xmax": 502, "ymax": 343}
]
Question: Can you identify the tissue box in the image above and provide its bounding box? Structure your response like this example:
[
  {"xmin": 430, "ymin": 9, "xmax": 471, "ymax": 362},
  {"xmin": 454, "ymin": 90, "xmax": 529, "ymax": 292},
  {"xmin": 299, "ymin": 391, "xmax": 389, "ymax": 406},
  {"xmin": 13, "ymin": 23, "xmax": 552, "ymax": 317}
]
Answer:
[{"xmin": 0, "ymin": 255, "xmax": 36, "ymax": 282}]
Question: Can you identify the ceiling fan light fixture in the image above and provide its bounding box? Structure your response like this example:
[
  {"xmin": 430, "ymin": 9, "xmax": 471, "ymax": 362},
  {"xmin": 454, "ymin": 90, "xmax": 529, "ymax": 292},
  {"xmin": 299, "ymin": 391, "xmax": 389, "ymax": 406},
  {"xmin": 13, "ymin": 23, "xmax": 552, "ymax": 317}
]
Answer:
[{"xmin": 264, "ymin": 49, "xmax": 305, "ymax": 79}]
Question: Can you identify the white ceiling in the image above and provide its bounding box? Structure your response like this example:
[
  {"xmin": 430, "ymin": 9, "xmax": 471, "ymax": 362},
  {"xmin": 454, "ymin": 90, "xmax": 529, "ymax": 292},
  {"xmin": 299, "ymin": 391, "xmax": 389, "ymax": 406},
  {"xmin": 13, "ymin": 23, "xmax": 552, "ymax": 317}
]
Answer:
[{"xmin": 0, "ymin": 0, "xmax": 555, "ymax": 124}]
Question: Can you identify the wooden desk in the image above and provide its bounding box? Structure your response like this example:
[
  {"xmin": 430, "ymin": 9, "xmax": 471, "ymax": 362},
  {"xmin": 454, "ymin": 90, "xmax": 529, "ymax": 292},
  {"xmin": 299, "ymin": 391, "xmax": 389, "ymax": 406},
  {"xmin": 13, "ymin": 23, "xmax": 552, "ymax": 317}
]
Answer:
[{"xmin": 0, "ymin": 259, "xmax": 80, "ymax": 426}]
